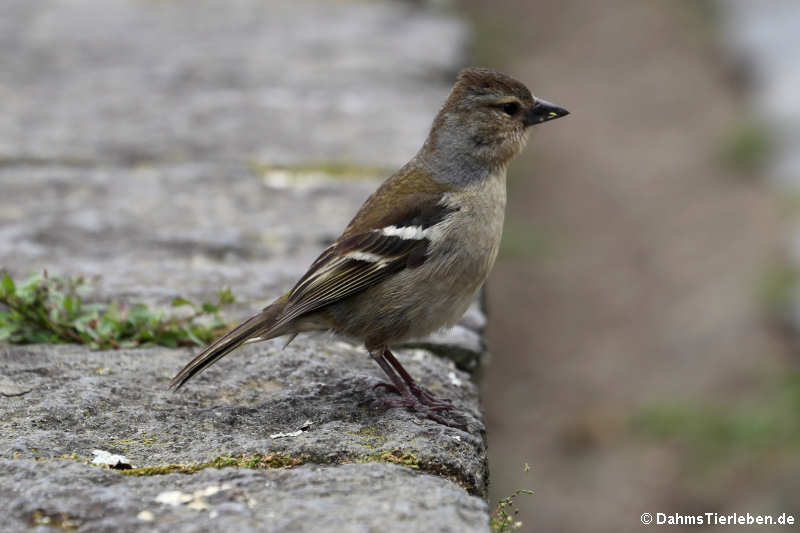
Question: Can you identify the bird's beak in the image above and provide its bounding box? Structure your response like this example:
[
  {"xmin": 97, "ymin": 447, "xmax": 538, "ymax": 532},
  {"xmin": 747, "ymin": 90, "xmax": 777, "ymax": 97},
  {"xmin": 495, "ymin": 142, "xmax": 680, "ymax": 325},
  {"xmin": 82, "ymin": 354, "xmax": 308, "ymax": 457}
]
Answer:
[{"xmin": 524, "ymin": 98, "xmax": 570, "ymax": 127}]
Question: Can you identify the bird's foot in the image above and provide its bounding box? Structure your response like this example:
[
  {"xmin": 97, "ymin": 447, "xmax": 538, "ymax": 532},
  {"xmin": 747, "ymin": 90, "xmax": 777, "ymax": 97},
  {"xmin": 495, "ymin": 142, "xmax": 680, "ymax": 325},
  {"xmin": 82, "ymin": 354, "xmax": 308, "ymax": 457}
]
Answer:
[
  {"xmin": 369, "ymin": 347, "xmax": 466, "ymax": 429},
  {"xmin": 372, "ymin": 381, "xmax": 466, "ymax": 430},
  {"xmin": 407, "ymin": 382, "xmax": 454, "ymax": 410},
  {"xmin": 372, "ymin": 381, "xmax": 452, "ymax": 411}
]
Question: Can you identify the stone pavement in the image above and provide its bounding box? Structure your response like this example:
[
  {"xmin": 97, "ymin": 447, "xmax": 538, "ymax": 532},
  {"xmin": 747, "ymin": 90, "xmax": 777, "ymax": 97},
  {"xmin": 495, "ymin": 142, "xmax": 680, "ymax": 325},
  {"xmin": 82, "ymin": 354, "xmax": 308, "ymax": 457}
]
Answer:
[{"xmin": 0, "ymin": 1, "xmax": 491, "ymax": 531}]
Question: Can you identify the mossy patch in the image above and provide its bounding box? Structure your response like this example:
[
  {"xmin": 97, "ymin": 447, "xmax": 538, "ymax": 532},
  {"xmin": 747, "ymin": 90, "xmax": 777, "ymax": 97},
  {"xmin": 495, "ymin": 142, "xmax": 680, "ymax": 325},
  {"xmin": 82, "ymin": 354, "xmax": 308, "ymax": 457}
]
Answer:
[
  {"xmin": 29, "ymin": 508, "xmax": 81, "ymax": 531},
  {"xmin": 251, "ymin": 161, "xmax": 387, "ymax": 186},
  {"xmin": 350, "ymin": 426, "xmax": 389, "ymax": 449},
  {"xmin": 0, "ymin": 271, "xmax": 235, "ymax": 349},
  {"xmin": 351, "ymin": 448, "xmax": 480, "ymax": 495},
  {"xmin": 120, "ymin": 463, "xmax": 205, "ymax": 476},
  {"xmin": 357, "ymin": 449, "xmax": 420, "ymax": 470},
  {"xmin": 119, "ymin": 452, "xmax": 306, "ymax": 476},
  {"xmin": 109, "ymin": 434, "xmax": 160, "ymax": 451}
]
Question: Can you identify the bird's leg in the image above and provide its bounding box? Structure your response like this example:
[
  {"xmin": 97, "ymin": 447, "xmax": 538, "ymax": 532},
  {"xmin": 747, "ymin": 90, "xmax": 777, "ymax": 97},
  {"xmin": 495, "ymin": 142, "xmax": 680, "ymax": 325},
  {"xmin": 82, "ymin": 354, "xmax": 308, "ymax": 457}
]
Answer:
[
  {"xmin": 369, "ymin": 347, "xmax": 465, "ymax": 429},
  {"xmin": 381, "ymin": 348, "xmax": 453, "ymax": 410},
  {"xmin": 368, "ymin": 348, "xmax": 413, "ymax": 400}
]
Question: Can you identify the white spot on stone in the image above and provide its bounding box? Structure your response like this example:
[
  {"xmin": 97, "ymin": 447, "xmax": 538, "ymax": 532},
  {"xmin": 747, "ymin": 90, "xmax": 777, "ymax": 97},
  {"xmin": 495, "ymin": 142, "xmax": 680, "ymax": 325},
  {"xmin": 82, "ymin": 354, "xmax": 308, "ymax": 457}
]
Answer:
[
  {"xmin": 187, "ymin": 499, "xmax": 210, "ymax": 511},
  {"xmin": 156, "ymin": 490, "xmax": 193, "ymax": 506},
  {"xmin": 91, "ymin": 449, "xmax": 132, "ymax": 469},
  {"xmin": 411, "ymin": 349, "xmax": 428, "ymax": 361},
  {"xmin": 156, "ymin": 484, "xmax": 232, "ymax": 510},
  {"xmin": 196, "ymin": 484, "xmax": 229, "ymax": 498},
  {"xmin": 137, "ymin": 510, "xmax": 155, "ymax": 522},
  {"xmin": 271, "ymin": 419, "xmax": 312, "ymax": 439},
  {"xmin": 447, "ymin": 371, "xmax": 462, "ymax": 387}
]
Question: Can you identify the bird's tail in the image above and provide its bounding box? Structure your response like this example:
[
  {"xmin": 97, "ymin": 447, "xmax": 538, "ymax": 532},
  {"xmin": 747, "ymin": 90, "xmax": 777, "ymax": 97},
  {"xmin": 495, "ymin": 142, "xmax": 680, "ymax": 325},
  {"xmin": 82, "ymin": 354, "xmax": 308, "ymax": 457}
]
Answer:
[{"xmin": 169, "ymin": 297, "xmax": 288, "ymax": 390}]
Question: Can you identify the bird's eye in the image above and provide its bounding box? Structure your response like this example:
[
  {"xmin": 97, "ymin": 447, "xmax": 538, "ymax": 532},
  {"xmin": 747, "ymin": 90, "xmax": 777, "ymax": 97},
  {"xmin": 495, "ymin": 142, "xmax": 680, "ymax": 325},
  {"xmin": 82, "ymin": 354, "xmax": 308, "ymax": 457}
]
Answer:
[{"xmin": 502, "ymin": 102, "xmax": 520, "ymax": 116}]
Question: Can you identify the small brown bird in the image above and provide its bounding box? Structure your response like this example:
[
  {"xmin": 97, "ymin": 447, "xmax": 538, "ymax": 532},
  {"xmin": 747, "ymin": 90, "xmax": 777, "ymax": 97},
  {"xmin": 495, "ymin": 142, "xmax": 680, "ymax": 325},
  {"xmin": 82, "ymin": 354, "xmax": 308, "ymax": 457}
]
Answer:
[{"xmin": 170, "ymin": 67, "xmax": 568, "ymax": 427}]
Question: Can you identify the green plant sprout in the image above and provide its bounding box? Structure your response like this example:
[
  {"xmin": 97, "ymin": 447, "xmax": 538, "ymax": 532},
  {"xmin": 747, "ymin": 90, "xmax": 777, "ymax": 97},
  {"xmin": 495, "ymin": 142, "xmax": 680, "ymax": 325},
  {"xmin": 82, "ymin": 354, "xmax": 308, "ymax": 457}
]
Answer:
[
  {"xmin": 490, "ymin": 488, "xmax": 534, "ymax": 533},
  {"xmin": 0, "ymin": 271, "xmax": 235, "ymax": 349}
]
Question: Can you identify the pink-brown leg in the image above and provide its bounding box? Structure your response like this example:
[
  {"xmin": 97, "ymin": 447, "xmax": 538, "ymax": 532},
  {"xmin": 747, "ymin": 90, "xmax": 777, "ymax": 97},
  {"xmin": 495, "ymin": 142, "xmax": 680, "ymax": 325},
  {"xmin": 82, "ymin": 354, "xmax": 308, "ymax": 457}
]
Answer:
[{"xmin": 369, "ymin": 346, "xmax": 465, "ymax": 429}]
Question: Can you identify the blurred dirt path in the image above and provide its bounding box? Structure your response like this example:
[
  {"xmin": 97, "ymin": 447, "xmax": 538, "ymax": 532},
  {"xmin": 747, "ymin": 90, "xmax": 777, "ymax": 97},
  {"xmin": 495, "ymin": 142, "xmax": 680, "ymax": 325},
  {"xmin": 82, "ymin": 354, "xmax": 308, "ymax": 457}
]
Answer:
[{"xmin": 465, "ymin": 1, "xmax": 794, "ymax": 531}]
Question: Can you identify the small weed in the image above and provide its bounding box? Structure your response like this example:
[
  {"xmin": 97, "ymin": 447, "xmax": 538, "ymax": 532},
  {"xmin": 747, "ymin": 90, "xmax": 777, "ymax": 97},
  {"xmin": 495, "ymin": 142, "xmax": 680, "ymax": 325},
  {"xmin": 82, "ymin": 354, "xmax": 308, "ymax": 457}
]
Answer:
[
  {"xmin": 0, "ymin": 271, "xmax": 235, "ymax": 349},
  {"xmin": 490, "ymin": 488, "xmax": 534, "ymax": 533}
]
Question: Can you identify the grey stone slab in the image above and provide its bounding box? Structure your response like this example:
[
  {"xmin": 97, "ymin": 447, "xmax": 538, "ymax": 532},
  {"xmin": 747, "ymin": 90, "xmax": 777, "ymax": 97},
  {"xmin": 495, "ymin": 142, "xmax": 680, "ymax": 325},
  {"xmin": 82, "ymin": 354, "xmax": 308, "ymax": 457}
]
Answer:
[
  {"xmin": 1, "ymin": 339, "xmax": 487, "ymax": 494},
  {"xmin": 0, "ymin": 162, "xmax": 377, "ymax": 303},
  {"xmin": 0, "ymin": 0, "xmax": 466, "ymax": 168},
  {"xmin": 1, "ymin": 460, "xmax": 489, "ymax": 533}
]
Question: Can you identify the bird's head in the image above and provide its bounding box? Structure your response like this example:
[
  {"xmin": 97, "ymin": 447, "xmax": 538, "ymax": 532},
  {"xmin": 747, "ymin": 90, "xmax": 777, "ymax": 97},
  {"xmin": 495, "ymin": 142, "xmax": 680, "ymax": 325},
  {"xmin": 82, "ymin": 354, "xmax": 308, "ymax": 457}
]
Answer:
[{"xmin": 420, "ymin": 67, "xmax": 568, "ymax": 185}]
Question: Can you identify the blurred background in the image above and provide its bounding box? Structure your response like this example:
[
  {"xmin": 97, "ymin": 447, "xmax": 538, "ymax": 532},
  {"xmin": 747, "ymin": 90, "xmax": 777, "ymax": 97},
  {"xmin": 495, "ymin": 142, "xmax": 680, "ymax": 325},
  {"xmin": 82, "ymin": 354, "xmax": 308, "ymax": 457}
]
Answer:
[
  {"xmin": 471, "ymin": 1, "xmax": 800, "ymax": 531},
  {"xmin": 2, "ymin": 0, "xmax": 799, "ymax": 531}
]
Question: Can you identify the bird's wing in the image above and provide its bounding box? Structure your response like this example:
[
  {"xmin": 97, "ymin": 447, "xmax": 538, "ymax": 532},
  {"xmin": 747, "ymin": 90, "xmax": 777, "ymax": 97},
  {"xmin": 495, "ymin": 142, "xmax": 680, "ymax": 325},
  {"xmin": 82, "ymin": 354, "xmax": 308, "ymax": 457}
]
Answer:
[
  {"xmin": 169, "ymin": 173, "xmax": 455, "ymax": 389},
  {"xmin": 272, "ymin": 192, "xmax": 458, "ymax": 329}
]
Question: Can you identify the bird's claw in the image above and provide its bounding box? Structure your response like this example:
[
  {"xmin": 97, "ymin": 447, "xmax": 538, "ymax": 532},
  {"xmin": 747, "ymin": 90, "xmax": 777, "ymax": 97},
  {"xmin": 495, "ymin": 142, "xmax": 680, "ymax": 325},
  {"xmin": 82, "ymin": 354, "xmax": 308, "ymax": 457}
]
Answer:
[{"xmin": 373, "ymin": 381, "xmax": 466, "ymax": 430}]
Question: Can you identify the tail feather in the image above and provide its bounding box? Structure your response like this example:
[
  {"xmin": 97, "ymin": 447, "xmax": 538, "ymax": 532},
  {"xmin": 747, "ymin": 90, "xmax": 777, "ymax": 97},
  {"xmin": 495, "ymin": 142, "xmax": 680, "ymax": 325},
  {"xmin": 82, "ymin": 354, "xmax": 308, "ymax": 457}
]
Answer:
[{"xmin": 169, "ymin": 300, "xmax": 286, "ymax": 390}]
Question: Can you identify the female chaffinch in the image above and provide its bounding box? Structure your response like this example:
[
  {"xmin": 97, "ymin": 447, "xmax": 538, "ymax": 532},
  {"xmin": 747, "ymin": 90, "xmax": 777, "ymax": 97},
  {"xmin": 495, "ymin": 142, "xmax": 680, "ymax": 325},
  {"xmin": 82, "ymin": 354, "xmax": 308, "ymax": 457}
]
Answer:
[{"xmin": 171, "ymin": 67, "xmax": 568, "ymax": 428}]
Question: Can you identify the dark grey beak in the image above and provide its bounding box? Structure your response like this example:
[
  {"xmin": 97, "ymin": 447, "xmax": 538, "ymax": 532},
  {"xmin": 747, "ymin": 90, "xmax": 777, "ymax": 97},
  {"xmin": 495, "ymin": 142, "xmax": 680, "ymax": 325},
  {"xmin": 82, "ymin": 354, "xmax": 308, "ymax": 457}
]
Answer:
[{"xmin": 524, "ymin": 98, "xmax": 570, "ymax": 127}]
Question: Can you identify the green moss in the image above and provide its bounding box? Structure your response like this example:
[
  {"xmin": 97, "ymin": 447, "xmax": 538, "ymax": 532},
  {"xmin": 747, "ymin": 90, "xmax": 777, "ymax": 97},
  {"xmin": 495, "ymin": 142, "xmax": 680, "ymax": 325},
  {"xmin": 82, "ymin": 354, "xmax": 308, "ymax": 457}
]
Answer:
[
  {"xmin": 358, "ymin": 450, "xmax": 420, "ymax": 469},
  {"xmin": 29, "ymin": 509, "xmax": 81, "ymax": 531},
  {"xmin": 31, "ymin": 453, "xmax": 82, "ymax": 462},
  {"xmin": 250, "ymin": 161, "xmax": 387, "ymax": 184},
  {"xmin": 350, "ymin": 426, "xmax": 389, "ymax": 449},
  {"xmin": 107, "ymin": 434, "xmax": 159, "ymax": 451},
  {"xmin": 0, "ymin": 271, "xmax": 235, "ymax": 349},
  {"xmin": 53, "ymin": 446, "xmax": 481, "ymax": 496},
  {"xmin": 355, "ymin": 426, "xmax": 385, "ymax": 438},
  {"xmin": 207, "ymin": 453, "xmax": 305, "ymax": 469},
  {"xmin": 121, "ymin": 464, "xmax": 204, "ymax": 476},
  {"xmin": 140, "ymin": 434, "xmax": 159, "ymax": 445},
  {"xmin": 119, "ymin": 452, "xmax": 305, "ymax": 476}
]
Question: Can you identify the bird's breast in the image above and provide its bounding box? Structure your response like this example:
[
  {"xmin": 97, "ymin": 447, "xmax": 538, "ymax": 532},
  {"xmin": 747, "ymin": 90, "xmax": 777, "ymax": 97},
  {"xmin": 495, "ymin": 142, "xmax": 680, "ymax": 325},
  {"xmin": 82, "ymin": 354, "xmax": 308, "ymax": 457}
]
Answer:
[
  {"xmin": 326, "ymin": 170, "xmax": 508, "ymax": 343},
  {"xmin": 436, "ymin": 169, "xmax": 507, "ymax": 279},
  {"xmin": 395, "ymin": 169, "xmax": 507, "ymax": 333}
]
